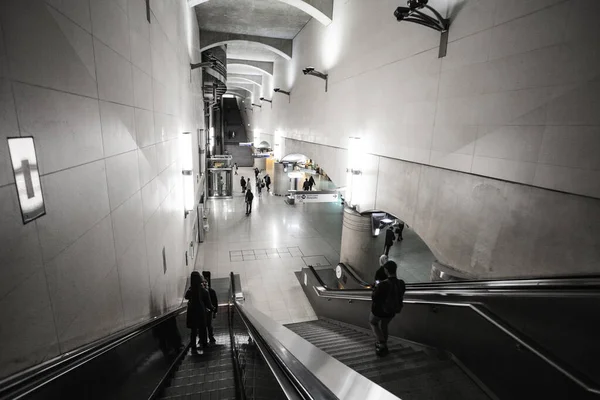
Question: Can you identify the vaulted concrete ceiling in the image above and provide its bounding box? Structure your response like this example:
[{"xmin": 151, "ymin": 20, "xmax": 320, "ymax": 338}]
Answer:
[
  {"xmin": 194, "ymin": 0, "xmax": 311, "ymax": 39},
  {"xmin": 192, "ymin": 0, "xmax": 333, "ymax": 64}
]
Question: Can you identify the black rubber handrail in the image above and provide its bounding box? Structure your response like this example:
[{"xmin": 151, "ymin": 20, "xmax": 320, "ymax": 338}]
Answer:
[
  {"xmin": 315, "ymin": 265, "xmax": 600, "ymax": 294},
  {"xmin": 305, "ymin": 266, "xmax": 600, "ymax": 395},
  {"xmin": 0, "ymin": 306, "xmax": 187, "ymax": 400},
  {"xmin": 229, "ymin": 273, "xmax": 336, "ymax": 400},
  {"xmin": 228, "ymin": 273, "xmax": 247, "ymax": 400}
]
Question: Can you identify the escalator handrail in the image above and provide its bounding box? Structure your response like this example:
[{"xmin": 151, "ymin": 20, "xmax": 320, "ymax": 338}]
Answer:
[
  {"xmin": 0, "ymin": 305, "xmax": 187, "ymax": 400},
  {"xmin": 229, "ymin": 273, "xmax": 337, "ymax": 400},
  {"xmin": 306, "ymin": 266, "xmax": 600, "ymax": 395},
  {"xmin": 320, "ymin": 265, "xmax": 600, "ymax": 294}
]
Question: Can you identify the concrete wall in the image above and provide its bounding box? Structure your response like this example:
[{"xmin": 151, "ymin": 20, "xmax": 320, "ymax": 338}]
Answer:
[
  {"xmin": 254, "ymin": 0, "xmax": 600, "ymax": 199},
  {"xmin": 0, "ymin": 0, "xmax": 204, "ymax": 378},
  {"xmin": 251, "ymin": 0, "xmax": 600, "ymax": 278},
  {"xmin": 286, "ymin": 137, "xmax": 600, "ymax": 279}
]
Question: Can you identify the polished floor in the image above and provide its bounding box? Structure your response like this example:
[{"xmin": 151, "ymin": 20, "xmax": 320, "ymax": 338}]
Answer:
[{"xmin": 194, "ymin": 167, "xmax": 435, "ymax": 324}]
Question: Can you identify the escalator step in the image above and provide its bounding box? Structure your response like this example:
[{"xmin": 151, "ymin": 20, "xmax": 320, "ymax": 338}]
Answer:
[{"xmin": 336, "ymin": 347, "xmax": 423, "ymax": 364}]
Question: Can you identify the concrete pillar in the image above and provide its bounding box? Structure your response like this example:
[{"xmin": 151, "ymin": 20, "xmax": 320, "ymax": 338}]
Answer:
[
  {"xmin": 273, "ymin": 163, "xmax": 288, "ymax": 196},
  {"xmin": 339, "ymin": 207, "xmax": 381, "ymax": 282}
]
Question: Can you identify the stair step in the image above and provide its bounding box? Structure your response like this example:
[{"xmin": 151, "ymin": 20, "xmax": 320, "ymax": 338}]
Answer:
[
  {"xmin": 316, "ymin": 337, "xmax": 407, "ymax": 353},
  {"xmin": 333, "ymin": 347, "xmax": 421, "ymax": 365},
  {"xmin": 297, "ymin": 331, "xmax": 368, "ymax": 344},
  {"xmin": 349, "ymin": 351, "xmax": 432, "ymax": 374},
  {"xmin": 366, "ymin": 359, "xmax": 455, "ymax": 383}
]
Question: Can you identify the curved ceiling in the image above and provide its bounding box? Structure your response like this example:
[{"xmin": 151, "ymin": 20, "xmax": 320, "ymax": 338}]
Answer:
[{"xmin": 194, "ymin": 0, "xmax": 311, "ymax": 39}]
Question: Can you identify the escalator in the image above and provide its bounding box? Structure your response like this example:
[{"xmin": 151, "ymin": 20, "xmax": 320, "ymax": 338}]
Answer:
[{"xmin": 2, "ymin": 267, "xmax": 598, "ymax": 400}]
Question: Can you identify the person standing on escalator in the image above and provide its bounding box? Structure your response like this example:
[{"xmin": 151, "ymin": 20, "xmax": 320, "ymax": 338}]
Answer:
[
  {"xmin": 369, "ymin": 261, "xmax": 405, "ymax": 356},
  {"xmin": 185, "ymin": 271, "xmax": 207, "ymax": 354},
  {"xmin": 200, "ymin": 276, "xmax": 217, "ymax": 344}
]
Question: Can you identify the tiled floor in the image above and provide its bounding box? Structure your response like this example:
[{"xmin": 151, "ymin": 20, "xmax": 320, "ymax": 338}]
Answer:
[
  {"xmin": 194, "ymin": 167, "xmax": 342, "ymax": 324},
  {"xmin": 194, "ymin": 167, "xmax": 436, "ymax": 324}
]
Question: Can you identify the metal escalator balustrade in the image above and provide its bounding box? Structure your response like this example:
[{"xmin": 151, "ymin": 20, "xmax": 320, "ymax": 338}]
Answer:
[
  {"xmin": 300, "ymin": 264, "xmax": 600, "ymax": 400},
  {"xmin": 285, "ymin": 319, "xmax": 489, "ymax": 400}
]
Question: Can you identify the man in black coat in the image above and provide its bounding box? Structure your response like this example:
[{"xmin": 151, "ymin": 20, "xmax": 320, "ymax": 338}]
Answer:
[
  {"xmin": 185, "ymin": 271, "xmax": 207, "ymax": 354},
  {"xmin": 240, "ymin": 176, "xmax": 246, "ymax": 193},
  {"xmin": 308, "ymin": 175, "xmax": 316, "ymax": 190},
  {"xmin": 264, "ymin": 174, "xmax": 271, "ymax": 191},
  {"xmin": 383, "ymin": 227, "xmax": 395, "ymax": 256},
  {"xmin": 200, "ymin": 276, "xmax": 217, "ymax": 344},
  {"xmin": 369, "ymin": 261, "xmax": 405, "ymax": 356},
  {"xmin": 245, "ymin": 188, "xmax": 254, "ymax": 215}
]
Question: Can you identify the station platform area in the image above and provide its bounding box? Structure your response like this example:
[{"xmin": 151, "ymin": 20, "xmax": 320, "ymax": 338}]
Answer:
[{"xmin": 194, "ymin": 168, "xmax": 435, "ymax": 324}]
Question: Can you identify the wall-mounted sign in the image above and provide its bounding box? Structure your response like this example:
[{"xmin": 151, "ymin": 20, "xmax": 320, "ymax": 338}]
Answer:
[
  {"xmin": 252, "ymin": 153, "xmax": 270, "ymax": 158},
  {"xmin": 7, "ymin": 137, "xmax": 46, "ymax": 224},
  {"xmin": 239, "ymin": 142, "xmax": 253, "ymax": 147},
  {"xmin": 294, "ymin": 192, "xmax": 339, "ymax": 203}
]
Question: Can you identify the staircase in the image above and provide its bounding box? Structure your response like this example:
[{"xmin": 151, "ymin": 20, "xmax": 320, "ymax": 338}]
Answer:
[{"xmin": 285, "ymin": 319, "xmax": 491, "ymax": 400}]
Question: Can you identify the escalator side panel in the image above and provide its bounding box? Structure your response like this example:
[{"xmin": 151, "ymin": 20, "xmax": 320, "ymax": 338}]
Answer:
[{"xmin": 26, "ymin": 313, "xmax": 187, "ymax": 400}]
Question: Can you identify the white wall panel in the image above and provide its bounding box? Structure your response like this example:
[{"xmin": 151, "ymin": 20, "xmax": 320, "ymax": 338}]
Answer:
[
  {"xmin": 105, "ymin": 150, "xmax": 141, "ymax": 210},
  {"xmin": 100, "ymin": 101, "xmax": 137, "ymax": 157},
  {"xmin": 94, "ymin": 38, "xmax": 134, "ymax": 106},
  {"xmin": 13, "ymin": 83, "xmax": 103, "ymax": 175},
  {"xmin": 37, "ymin": 160, "xmax": 110, "ymax": 262}
]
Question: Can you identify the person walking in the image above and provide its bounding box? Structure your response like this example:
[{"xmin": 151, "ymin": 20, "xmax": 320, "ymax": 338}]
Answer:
[
  {"xmin": 240, "ymin": 176, "xmax": 246, "ymax": 193},
  {"xmin": 264, "ymin": 174, "xmax": 271, "ymax": 191},
  {"xmin": 185, "ymin": 271, "xmax": 208, "ymax": 354},
  {"xmin": 257, "ymin": 178, "xmax": 263, "ymax": 197},
  {"xmin": 245, "ymin": 188, "xmax": 254, "ymax": 215},
  {"xmin": 383, "ymin": 227, "xmax": 395, "ymax": 256},
  {"xmin": 302, "ymin": 178, "xmax": 310, "ymax": 191},
  {"xmin": 200, "ymin": 276, "xmax": 217, "ymax": 344},
  {"xmin": 246, "ymin": 177, "xmax": 251, "ymax": 190},
  {"xmin": 395, "ymin": 221, "xmax": 405, "ymax": 241},
  {"xmin": 369, "ymin": 261, "xmax": 405, "ymax": 356},
  {"xmin": 308, "ymin": 175, "xmax": 316, "ymax": 191},
  {"xmin": 254, "ymin": 167, "xmax": 259, "ymax": 180},
  {"xmin": 234, "ymin": 162, "xmax": 238, "ymax": 175}
]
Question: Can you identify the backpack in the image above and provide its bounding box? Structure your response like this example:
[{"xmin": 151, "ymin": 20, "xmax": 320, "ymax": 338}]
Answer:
[
  {"xmin": 246, "ymin": 192, "xmax": 254, "ymax": 202},
  {"xmin": 382, "ymin": 280, "xmax": 404, "ymax": 315}
]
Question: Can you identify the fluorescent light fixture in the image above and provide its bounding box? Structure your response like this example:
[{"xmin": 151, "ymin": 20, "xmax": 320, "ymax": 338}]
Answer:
[
  {"xmin": 381, "ymin": 218, "xmax": 393, "ymax": 224},
  {"xmin": 183, "ymin": 171, "xmax": 194, "ymax": 214},
  {"xmin": 181, "ymin": 132, "xmax": 194, "ymax": 217},
  {"xmin": 7, "ymin": 137, "xmax": 46, "ymax": 224},
  {"xmin": 346, "ymin": 137, "xmax": 363, "ymax": 207}
]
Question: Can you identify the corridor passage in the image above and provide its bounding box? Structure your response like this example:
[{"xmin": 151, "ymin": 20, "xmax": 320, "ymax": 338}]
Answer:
[{"xmin": 194, "ymin": 167, "xmax": 342, "ymax": 324}]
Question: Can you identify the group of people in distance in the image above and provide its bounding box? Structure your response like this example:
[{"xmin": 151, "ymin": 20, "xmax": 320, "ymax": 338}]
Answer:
[
  {"xmin": 238, "ymin": 168, "xmax": 272, "ymax": 216},
  {"xmin": 185, "ymin": 271, "xmax": 218, "ymax": 354},
  {"xmin": 302, "ymin": 175, "xmax": 316, "ymax": 191}
]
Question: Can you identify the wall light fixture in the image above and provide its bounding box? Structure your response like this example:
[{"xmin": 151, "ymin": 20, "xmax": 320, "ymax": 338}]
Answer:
[
  {"xmin": 302, "ymin": 67, "xmax": 329, "ymax": 92},
  {"xmin": 394, "ymin": 0, "xmax": 450, "ymax": 57}
]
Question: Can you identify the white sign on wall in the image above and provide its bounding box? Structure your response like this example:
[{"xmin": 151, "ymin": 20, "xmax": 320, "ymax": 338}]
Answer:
[{"xmin": 294, "ymin": 192, "xmax": 339, "ymax": 203}]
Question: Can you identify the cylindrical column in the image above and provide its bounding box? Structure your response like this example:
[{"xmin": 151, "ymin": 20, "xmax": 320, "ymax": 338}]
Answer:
[
  {"xmin": 339, "ymin": 207, "xmax": 381, "ymax": 282},
  {"xmin": 273, "ymin": 163, "xmax": 288, "ymax": 196}
]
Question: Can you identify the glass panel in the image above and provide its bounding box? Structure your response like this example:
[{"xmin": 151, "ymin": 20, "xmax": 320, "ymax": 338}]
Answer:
[{"xmin": 229, "ymin": 305, "xmax": 287, "ymax": 400}]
